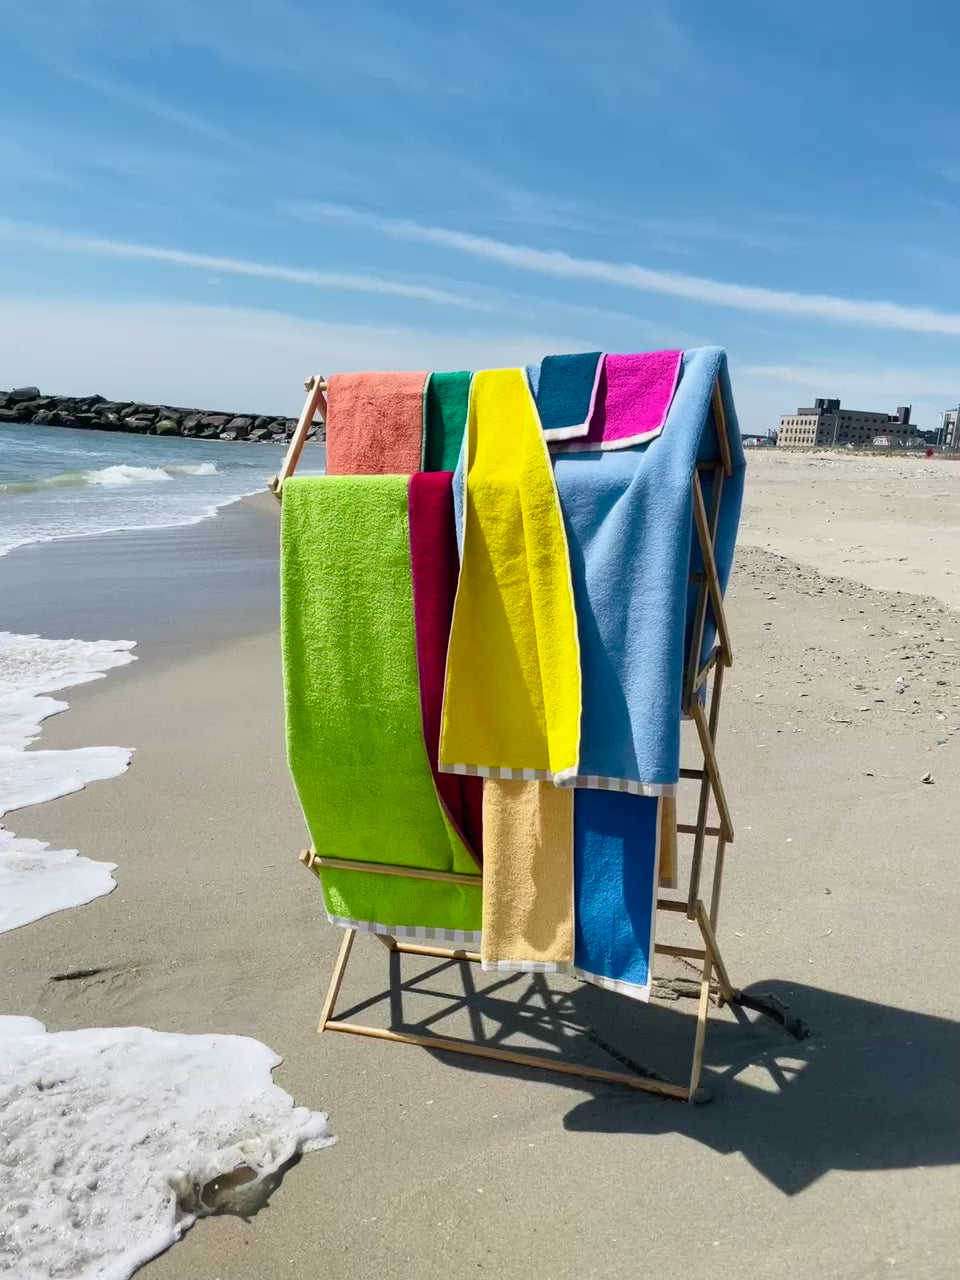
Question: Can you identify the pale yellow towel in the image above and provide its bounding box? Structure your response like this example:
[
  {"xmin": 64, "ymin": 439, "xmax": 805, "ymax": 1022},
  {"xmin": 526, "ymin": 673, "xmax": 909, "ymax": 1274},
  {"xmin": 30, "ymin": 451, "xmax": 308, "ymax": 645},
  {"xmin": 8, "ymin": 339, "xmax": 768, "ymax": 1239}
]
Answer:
[
  {"xmin": 658, "ymin": 794, "xmax": 678, "ymax": 888},
  {"xmin": 440, "ymin": 367, "xmax": 581, "ymax": 782},
  {"xmin": 480, "ymin": 779, "xmax": 575, "ymax": 972}
]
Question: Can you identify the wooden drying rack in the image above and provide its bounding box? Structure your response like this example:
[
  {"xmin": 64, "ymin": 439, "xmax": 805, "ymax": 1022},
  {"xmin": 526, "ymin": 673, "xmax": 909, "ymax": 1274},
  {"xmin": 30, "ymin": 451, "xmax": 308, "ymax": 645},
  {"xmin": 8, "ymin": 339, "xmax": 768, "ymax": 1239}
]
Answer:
[{"xmin": 270, "ymin": 374, "xmax": 753, "ymax": 1104}]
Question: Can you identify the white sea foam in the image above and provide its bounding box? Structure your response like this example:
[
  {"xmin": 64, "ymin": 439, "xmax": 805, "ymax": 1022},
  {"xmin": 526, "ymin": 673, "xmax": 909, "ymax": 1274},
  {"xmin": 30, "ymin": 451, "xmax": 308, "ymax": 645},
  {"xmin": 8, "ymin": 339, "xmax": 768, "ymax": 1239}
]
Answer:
[
  {"xmin": 84, "ymin": 462, "xmax": 219, "ymax": 486},
  {"xmin": 0, "ymin": 632, "xmax": 135, "ymax": 932},
  {"xmin": 0, "ymin": 1017, "xmax": 335, "ymax": 1280}
]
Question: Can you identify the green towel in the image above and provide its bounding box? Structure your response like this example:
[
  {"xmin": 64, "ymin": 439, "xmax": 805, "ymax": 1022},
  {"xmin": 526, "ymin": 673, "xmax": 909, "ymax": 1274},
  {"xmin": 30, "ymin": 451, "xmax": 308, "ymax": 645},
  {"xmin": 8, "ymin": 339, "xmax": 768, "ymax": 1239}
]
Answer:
[
  {"xmin": 281, "ymin": 474, "xmax": 482, "ymax": 939},
  {"xmin": 423, "ymin": 371, "xmax": 471, "ymax": 472}
]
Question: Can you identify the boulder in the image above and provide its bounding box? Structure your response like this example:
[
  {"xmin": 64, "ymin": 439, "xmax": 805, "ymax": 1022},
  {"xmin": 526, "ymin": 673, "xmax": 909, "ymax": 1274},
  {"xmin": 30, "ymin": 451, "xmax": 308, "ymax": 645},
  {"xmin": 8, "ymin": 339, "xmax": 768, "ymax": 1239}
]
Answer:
[
  {"xmin": 0, "ymin": 392, "xmax": 10, "ymax": 408},
  {"xmin": 10, "ymin": 400, "xmax": 44, "ymax": 418},
  {"xmin": 153, "ymin": 419, "xmax": 182, "ymax": 436},
  {"xmin": 78, "ymin": 394, "xmax": 107, "ymax": 409},
  {"xmin": 124, "ymin": 416, "xmax": 155, "ymax": 434},
  {"xmin": 219, "ymin": 430, "xmax": 237, "ymax": 441},
  {"xmin": 120, "ymin": 403, "xmax": 155, "ymax": 421},
  {"xmin": 32, "ymin": 410, "xmax": 55, "ymax": 425},
  {"xmin": 226, "ymin": 415, "xmax": 253, "ymax": 439},
  {"xmin": 254, "ymin": 416, "xmax": 274, "ymax": 430},
  {"xmin": 9, "ymin": 386, "xmax": 40, "ymax": 403},
  {"xmin": 180, "ymin": 414, "xmax": 203, "ymax": 436},
  {"xmin": 0, "ymin": 407, "xmax": 21, "ymax": 422},
  {"xmin": 96, "ymin": 414, "xmax": 123, "ymax": 431},
  {"xmin": 200, "ymin": 427, "xmax": 221, "ymax": 439},
  {"xmin": 307, "ymin": 425, "xmax": 319, "ymax": 440},
  {"xmin": 248, "ymin": 426, "xmax": 271, "ymax": 442},
  {"xmin": 200, "ymin": 414, "xmax": 229, "ymax": 429},
  {"xmin": 92, "ymin": 402, "xmax": 125, "ymax": 416}
]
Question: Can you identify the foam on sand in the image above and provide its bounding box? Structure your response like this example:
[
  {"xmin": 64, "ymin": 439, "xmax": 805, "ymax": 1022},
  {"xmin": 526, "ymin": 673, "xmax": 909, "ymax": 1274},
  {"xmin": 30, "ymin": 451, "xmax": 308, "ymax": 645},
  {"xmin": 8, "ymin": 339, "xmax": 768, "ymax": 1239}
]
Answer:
[
  {"xmin": 0, "ymin": 1016, "xmax": 335, "ymax": 1280},
  {"xmin": 0, "ymin": 631, "xmax": 135, "ymax": 932}
]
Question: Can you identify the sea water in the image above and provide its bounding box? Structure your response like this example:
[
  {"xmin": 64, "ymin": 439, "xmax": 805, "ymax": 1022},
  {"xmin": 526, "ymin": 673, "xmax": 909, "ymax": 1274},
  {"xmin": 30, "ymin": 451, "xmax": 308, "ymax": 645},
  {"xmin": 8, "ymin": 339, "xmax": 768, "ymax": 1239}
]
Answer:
[{"xmin": 0, "ymin": 423, "xmax": 323, "ymax": 557}]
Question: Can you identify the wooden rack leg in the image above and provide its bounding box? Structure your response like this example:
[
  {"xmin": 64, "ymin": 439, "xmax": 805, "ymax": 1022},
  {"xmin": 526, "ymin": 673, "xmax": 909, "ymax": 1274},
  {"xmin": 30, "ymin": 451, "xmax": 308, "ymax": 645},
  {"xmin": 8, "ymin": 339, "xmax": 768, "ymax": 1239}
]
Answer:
[
  {"xmin": 688, "ymin": 949, "xmax": 714, "ymax": 1101},
  {"xmin": 318, "ymin": 928, "xmax": 356, "ymax": 1032}
]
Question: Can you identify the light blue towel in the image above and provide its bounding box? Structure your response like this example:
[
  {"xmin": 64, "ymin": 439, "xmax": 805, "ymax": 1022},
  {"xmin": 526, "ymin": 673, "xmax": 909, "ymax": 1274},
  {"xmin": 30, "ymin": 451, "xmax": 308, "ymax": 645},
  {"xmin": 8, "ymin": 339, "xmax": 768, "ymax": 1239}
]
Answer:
[
  {"xmin": 572, "ymin": 790, "xmax": 660, "ymax": 999},
  {"xmin": 454, "ymin": 347, "xmax": 745, "ymax": 791}
]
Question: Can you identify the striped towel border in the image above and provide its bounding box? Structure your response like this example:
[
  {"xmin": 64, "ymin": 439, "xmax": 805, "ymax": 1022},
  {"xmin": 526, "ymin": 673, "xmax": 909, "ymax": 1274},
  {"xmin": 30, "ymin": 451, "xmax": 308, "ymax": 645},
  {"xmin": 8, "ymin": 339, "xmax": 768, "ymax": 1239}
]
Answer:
[
  {"xmin": 325, "ymin": 914, "xmax": 483, "ymax": 947},
  {"xmin": 440, "ymin": 762, "xmax": 676, "ymax": 796}
]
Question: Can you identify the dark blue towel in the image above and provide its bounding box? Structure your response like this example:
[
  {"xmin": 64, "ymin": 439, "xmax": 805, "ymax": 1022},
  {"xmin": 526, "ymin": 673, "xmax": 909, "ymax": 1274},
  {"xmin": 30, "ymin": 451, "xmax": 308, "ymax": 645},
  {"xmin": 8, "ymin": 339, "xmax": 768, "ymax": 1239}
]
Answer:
[{"xmin": 525, "ymin": 351, "xmax": 603, "ymax": 441}]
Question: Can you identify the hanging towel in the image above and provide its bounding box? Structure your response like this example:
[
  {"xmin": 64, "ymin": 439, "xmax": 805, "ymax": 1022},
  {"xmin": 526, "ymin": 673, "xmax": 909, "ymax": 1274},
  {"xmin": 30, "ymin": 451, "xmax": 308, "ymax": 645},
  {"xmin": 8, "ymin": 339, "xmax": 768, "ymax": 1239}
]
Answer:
[
  {"xmin": 553, "ymin": 350, "xmax": 682, "ymax": 453},
  {"xmin": 440, "ymin": 367, "xmax": 581, "ymax": 783},
  {"xmin": 480, "ymin": 780, "xmax": 574, "ymax": 972},
  {"xmin": 658, "ymin": 794, "xmax": 678, "ymax": 889},
  {"xmin": 325, "ymin": 371, "xmax": 428, "ymax": 476},
  {"xmin": 424, "ymin": 371, "xmax": 471, "ymax": 472},
  {"xmin": 408, "ymin": 471, "xmax": 483, "ymax": 867},
  {"xmin": 525, "ymin": 351, "xmax": 604, "ymax": 442},
  {"xmin": 281, "ymin": 474, "xmax": 481, "ymax": 942},
  {"xmin": 573, "ymin": 790, "xmax": 661, "ymax": 1002},
  {"xmin": 551, "ymin": 347, "xmax": 745, "ymax": 792}
]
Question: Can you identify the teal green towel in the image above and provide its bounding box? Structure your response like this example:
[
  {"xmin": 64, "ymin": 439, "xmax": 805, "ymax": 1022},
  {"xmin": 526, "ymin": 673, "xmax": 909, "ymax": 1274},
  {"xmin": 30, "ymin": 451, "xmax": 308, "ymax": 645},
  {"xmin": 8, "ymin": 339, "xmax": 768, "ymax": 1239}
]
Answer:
[
  {"xmin": 424, "ymin": 371, "xmax": 471, "ymax": 472},
  {"xmin": 281, "ymin": 475, "xmax": 481, "ymax": 939}
]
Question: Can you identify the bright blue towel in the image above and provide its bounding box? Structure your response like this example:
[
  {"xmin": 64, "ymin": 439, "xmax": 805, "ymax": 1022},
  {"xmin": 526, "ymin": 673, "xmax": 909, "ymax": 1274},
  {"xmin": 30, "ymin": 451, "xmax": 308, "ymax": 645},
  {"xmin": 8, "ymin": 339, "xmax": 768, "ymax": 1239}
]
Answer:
[{"xmin": 572, "ymin": 790, "xmax": 660, "ymax": 999}]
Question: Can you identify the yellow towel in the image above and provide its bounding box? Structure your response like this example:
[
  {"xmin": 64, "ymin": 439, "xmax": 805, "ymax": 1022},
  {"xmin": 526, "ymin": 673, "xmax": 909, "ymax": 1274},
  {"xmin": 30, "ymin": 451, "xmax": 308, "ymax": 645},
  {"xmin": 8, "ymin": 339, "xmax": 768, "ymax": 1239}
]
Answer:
[
  {"xmin": 480, "ymin": 780, "xmax": 574, "ymax": 971},
  {"xmin": 440, "ymin": 367, "xmax": 581, "ymax": 782},
  {"xmin": 658, "ymin": 794, "xmax": 678, "ymax": 888}
]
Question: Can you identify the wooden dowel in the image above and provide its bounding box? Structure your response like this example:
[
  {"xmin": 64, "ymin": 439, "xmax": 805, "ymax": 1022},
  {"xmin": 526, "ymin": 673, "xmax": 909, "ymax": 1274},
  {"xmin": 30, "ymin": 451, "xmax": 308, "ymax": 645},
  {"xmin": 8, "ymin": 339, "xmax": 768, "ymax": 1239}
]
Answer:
[
  {"xmin": 679, "ymin": 767, "xmax": 705, "ymax": 780},
  {"xmin": 270, "ymin": 373, "xmax": 328, "ymax": 499},
  {"xmin": 317, "ymin": 928, "xmax": 355, "ymax": 1031},
  {"xmin": 712, "ymin": 380, "xmax": 734, "ymax": 478},
  {"xmin": 691, "ymin": 697, "xmax": 734, "ymax": 843},
  {"xmin": 678, "ymin": 823, "xmax": 722, "ymax": 837},
  {"xmin": 301, "ymin": 850, "xmax": 480, "ymax": 887},
  {"xmin": 657, "ymin": 898, "xmax": 689, "ymax": 913},
  {"xmin": 692, "ymin": 471, "xmax": 733, "ymax": 668},
  {"xmin": 393, "ymin": 941, "xmax": 481, "ymax": 962},
  {"xmin": 656, "ymin": 943, "xmax": 707, "ymax": 961},
  {"xmin": 322, "ymin": 1020, "xmax": 691, "ymax": 1099},
  {"xmin": 695, "ymin": 901, "xmax": 734, "ymax": 1002}
]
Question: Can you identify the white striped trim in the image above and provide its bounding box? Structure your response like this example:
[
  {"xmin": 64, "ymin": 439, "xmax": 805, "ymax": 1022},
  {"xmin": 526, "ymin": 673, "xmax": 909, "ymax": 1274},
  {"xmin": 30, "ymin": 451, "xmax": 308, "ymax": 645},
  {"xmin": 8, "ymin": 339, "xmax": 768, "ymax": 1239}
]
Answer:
[
  {"xmin": 440, "ymin": 762, "xmax": 560, "ymax": 783},
  {"xmin": 561, "ymin": 775, "xmax": 677, "ymax": 796},
  {"xmin": 480, "ymin": 958, "xmax": 572, "ymax": 974},
  {"xmin": 326, "ymin": 914, "xmax": 482, "ymax": 946},
  {"xmin": 526, "ymin": 354, "xmax": 605, "ymax": 444},
  {"xmin": 439, "ymin": 764, "xmax": 677, "ymax": 795},
  {"xmin": 571, "ymin": 967, "xmax": 652, "ymax": 1003},
  {"xmin": 599, "ymin": 424, "xmax": 666, "ymax": 451}
]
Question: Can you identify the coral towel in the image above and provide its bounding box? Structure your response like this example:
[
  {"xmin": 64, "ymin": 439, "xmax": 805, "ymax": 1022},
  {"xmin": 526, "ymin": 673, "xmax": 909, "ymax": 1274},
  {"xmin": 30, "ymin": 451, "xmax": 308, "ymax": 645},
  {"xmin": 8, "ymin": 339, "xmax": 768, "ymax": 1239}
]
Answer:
[{"xmin": 325, "ymin": 371, "xmax": 428, "ymax": 475}]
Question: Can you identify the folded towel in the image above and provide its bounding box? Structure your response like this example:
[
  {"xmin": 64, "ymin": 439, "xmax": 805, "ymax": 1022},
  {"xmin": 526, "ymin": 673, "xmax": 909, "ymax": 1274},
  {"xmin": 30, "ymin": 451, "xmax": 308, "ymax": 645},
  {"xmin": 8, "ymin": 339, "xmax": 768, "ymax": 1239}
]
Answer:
[
  {"xmin": 573, "ymin": 791, "xmax": 661, "ymax": 1001},
  {"xmin": 325, "ymin": 371, "xmax": 428, "ymax": 476},
  {"xmin": 409, "ymin": 471, "xmax": 483, "ymax": 867},
  {"xmin": 554, "ymin": 350, "xmax": 682, "ymax": 453},
  {"xmin": 440, "ymin": 367, "xmax": 581, "ymax": 783},
  {"xmin": 281, "ymin": 474, "xmax": 481, "ymax": 942},
  {"xmin": 480, "ymin": 780, "xmax": 574, "ymax": 972},
  {"xmin": 552, "ymin": 347, "xmax": 745, "ymax": 790},
  {"xmin": 424, "ymin": 371, "xmax": 471, "ymax": 472},
  {"xmin": 526, "ymin": 352, "xmax": 603, "ymax": 442}
]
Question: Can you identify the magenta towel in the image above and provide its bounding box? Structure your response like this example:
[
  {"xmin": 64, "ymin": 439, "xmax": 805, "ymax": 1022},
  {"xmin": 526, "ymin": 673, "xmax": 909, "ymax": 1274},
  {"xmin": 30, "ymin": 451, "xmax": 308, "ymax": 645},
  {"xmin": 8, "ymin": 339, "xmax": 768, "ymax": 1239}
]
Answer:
[
  {"xmin": 408, "ymin": 471, "xmax": 483, "ymax": 866},
  {"xmin": 553, "ymin": 350, "xmax": 683, "ymax": 453}
]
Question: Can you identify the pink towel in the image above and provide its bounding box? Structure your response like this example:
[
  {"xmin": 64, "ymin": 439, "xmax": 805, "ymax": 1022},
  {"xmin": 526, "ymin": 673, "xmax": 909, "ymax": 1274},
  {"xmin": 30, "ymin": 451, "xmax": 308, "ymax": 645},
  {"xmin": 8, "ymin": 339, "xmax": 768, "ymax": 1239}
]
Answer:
[
  {"xmin": 552, "ymin": 351, "xmax": 682, "ymax": 453},
  {"xmin": 325, "ymin": 371, "xmax": 429, "ymax": 475}
]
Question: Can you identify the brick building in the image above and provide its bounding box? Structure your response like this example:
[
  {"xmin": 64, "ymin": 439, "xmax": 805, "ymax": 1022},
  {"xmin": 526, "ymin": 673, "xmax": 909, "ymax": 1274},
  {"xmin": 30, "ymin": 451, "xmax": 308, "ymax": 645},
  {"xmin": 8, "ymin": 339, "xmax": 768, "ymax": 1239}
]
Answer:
[{"xmin": 777, "ymin": 398, "xmax": 920, "ymax": 448}]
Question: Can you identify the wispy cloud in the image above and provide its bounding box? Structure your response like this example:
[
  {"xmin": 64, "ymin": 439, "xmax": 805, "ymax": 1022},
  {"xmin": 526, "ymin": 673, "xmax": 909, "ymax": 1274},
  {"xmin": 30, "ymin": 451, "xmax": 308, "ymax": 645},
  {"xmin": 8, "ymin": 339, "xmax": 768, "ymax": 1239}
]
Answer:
[
  {"xmin": 0, "ymin": 220, "xmax": 483, "ymax": 309},
  {"xmin": 743, "ymin": 363, "xmax": 960, "ymax": 399},
  {"xmin": 286, "ymin": 202, "xmax": 960, "ymax": 337}
]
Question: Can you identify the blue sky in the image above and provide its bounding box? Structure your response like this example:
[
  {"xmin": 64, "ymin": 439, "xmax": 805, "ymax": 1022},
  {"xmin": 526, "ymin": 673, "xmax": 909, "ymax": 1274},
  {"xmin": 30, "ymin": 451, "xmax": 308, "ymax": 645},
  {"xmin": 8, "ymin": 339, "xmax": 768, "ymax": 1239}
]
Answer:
[{"xmin": 2, "ymin": 0, "xmax": 960, "ymax": 429}]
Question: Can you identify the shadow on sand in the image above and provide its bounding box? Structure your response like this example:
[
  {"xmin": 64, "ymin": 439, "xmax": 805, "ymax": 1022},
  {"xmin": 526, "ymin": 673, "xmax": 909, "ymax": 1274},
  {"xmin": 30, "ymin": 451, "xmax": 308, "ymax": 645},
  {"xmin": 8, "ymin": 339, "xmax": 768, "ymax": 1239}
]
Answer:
[{"xmin": 334, "ymin": 953, "xmax": 960, "ymax": 1195}]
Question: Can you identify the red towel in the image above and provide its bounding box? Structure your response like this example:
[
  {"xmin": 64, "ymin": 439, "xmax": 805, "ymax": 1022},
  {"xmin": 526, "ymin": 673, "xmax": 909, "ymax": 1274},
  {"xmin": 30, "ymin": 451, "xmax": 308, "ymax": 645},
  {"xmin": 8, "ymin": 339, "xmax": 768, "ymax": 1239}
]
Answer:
[
  {"xmin": 326, "ymin": 371, "xmax": 428, "ymax": 475},
  {"xmin": 408, "ymin": 472, "xmax": 483, "ymax": 866}
]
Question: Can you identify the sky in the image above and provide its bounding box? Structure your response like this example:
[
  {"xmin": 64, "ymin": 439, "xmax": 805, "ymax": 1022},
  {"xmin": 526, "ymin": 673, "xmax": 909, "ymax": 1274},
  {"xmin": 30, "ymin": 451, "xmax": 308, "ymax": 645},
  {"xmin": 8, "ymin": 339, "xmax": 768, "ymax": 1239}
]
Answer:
[{"xmin": 2, "ymin": 0, "xmax": 960, "ymax": 430}]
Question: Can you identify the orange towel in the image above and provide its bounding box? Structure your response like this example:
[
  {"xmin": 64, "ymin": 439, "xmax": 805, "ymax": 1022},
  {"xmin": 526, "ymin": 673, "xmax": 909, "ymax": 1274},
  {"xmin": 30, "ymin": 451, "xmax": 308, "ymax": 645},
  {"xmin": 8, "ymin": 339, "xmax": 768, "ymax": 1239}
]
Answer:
[{"xmin": 325, "ymin": 371, "xmax": 428, "ymax": 475}]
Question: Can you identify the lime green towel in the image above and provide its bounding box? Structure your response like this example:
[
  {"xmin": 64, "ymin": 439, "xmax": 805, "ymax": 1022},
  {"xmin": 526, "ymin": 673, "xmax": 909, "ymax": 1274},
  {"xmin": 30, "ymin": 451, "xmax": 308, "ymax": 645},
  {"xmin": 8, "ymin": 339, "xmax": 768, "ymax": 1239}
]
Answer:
[
  {"xmin": 281, "ymin": 475, "xmax": 481, "ymax": 940},
  {"xmin": 439, "ymin": 367, "xmax": 581, "ymax": 782},
  {"xmin": 424, "ymin": 371, "xmax": 471, "ymax": 472}
]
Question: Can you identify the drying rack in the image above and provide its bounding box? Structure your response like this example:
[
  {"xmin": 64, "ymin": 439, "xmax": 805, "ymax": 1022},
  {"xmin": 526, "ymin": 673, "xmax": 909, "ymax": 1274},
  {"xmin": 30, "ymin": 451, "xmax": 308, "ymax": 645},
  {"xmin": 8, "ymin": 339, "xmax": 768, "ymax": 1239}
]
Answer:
[{"xmin": 271, "ymin": 373, "xmax": 751, "ymax": 1103}]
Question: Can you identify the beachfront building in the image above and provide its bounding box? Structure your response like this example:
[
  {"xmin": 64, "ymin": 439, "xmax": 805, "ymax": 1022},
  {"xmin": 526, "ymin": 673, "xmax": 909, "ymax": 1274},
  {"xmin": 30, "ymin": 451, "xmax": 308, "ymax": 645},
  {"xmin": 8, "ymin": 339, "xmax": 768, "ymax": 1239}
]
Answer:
[
  {"xmin": 777, "ymin": 398, "xmax": 922, "ymax": 449},
  {"xmin": 938, "ymin": 408, "xmax": 960, "ymax": 451}
]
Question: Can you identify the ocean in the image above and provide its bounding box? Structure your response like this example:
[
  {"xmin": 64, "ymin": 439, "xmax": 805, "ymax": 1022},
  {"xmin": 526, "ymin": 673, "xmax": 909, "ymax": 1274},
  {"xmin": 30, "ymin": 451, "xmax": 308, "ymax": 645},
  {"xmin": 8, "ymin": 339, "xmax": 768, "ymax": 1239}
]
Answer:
[{"xmin": 0, "ymin": 422, "xmax": 324, "ymax": 557}]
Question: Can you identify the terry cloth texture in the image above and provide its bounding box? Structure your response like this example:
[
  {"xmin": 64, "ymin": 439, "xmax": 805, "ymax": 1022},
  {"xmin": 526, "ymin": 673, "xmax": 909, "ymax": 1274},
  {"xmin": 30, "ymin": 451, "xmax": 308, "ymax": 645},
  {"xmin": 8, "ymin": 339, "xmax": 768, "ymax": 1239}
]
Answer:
[
  {"xmin": 525, "ymin": 352, "xmax": 603, "ymax": 442},
  {"xmin": 325, "ymin": 370, "xmax": 428, "ymax": 475},
  {"xmin": 551, "ymin": 346, "xmax": 745, "ymax": 791},
  {"xmin": 424, "ymin": 371, "xmax": 471, "ymax": 472},
  {"xmin": 480, "ymin": 780, "xmax": 575, "ymax": 972},
  {"xmin": 281, "ymin": 474, "xmax": 481, "ymax": 939},
  {"xmin": 440, "ymin": 367, "xmax": 581, "ymax": 783},
  {"xmin": 553, "ymin": 350, "xmax": 682, "ymax": 453},
  {"xmin": 408, "ymin": 471, "xmax": 483, "ymax": 866},
  {"xmin": 572, "ymin": 790, "xmax": 661, "ymax": 1002}
]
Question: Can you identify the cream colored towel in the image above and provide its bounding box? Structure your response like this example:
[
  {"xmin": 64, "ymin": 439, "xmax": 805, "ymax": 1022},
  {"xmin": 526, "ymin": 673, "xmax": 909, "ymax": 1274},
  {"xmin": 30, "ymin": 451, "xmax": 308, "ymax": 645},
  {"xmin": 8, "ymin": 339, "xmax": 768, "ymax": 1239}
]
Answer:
[{"xmin": 480, "ymin": 780, "xmax": 574, "ymax": 972}]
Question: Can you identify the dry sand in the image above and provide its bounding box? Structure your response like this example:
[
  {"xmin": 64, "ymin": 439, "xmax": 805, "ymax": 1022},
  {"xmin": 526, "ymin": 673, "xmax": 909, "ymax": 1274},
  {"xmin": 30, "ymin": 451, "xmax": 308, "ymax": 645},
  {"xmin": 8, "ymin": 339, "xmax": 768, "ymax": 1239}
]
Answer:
[{"xmin": 3, "ymin": 454, "xmax": 960, "ymax": 1279}]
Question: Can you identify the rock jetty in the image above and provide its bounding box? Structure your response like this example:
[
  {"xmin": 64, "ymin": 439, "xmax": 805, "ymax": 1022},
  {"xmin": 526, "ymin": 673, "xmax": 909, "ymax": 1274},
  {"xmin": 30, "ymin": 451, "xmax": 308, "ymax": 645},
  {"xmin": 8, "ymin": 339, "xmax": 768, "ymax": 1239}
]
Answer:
[{"xmin": 0, "ymin": 385, "xmax": 322, "ymax": 443}]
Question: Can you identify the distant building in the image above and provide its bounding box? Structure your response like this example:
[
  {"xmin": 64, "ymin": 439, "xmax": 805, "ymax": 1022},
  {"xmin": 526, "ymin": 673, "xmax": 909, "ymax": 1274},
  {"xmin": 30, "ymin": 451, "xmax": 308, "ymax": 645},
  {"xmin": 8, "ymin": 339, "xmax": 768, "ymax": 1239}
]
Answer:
[
  {"xmin": 777, "ymin": 398, "xmax": 922, "ymax": 449},
  {"xmin": 938, "ymin": 408, "xmax": 960, "ymax": 451}
]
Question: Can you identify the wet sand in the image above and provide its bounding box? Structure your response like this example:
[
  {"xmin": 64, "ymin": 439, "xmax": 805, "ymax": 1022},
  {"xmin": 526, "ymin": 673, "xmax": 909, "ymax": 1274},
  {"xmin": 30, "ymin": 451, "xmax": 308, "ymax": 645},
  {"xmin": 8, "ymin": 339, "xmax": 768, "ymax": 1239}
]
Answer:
[{"xmin": 2, "ymin": 458, "xmax": 960, "ymax": 1280}]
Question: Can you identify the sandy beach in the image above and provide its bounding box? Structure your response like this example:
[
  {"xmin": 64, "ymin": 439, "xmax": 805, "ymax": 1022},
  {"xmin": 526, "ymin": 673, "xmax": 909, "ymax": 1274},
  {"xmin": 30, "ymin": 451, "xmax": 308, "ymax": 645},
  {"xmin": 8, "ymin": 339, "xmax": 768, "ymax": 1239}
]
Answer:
[{"xmin": 3, "ymin": 451, "xmax": 960, "ymax": 1279}]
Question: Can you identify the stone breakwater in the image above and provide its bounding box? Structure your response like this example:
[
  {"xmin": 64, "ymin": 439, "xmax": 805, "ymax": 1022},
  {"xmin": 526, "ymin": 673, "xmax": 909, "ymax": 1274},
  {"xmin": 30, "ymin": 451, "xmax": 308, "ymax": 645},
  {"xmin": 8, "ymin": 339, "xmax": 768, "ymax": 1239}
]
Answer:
[{"xmin": 0, "ymin": 385, "xmax": 324, "ymax": 442}]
